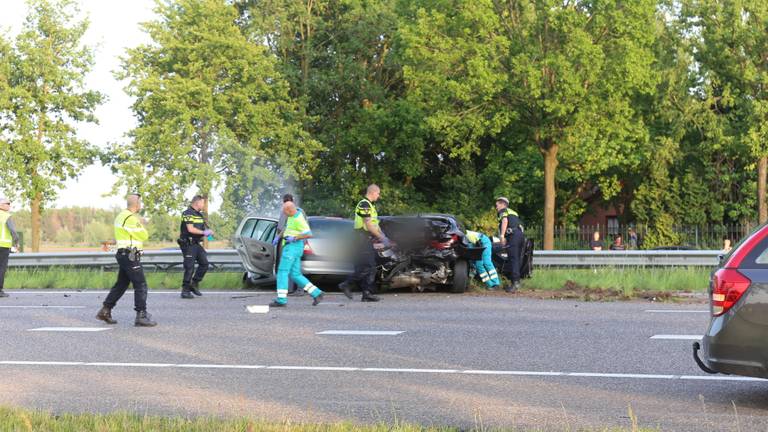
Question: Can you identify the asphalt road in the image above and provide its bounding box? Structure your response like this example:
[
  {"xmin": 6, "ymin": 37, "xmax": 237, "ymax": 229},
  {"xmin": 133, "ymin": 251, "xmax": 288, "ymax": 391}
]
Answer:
[{"xmin": 0, "ymin": 289, "xmax": 766, "ymax": 431}]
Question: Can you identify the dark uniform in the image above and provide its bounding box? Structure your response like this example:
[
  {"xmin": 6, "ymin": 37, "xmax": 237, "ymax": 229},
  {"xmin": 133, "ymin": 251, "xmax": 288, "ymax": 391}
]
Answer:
[
  {"xmin": 179, "ymin": 207, "xmax": 209, "ymax": 295},
  {"xmin": 343, "ymin": 198, "xmax": 380, "ymax": 300},
  {"xmin": 498, "ymin": 207, "xmax": 524, "ymax": 285}
]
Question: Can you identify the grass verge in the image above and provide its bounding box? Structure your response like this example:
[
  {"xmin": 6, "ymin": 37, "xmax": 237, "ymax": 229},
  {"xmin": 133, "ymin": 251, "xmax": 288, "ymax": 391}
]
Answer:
[
  {"xmin": 470, "ymin": 267, "xmax": 711, "ymax": 300},
  {"xmin": 3, "ymin": 268, "xmax": 244, "ymax": 290},
  {"xmin": 0, "ymin": 406, "xmax": 658, "ymax": 432}
]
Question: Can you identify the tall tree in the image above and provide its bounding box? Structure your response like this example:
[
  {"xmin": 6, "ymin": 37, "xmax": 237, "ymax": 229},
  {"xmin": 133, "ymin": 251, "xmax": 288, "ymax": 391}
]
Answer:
[
  {"xmin": 112, "ymin": 0, "xmax": 320, "ymax": 232},
  {"xmin": 685, "ymin": 0, "xmax": 768, "ymax": 224},
  {"xmin": 400, "ymin": 0, "xmax": 657, "ymax": 249},
  {"xmin": 0, "ymin": 0, "xmax": 103, "ymax": 252}
]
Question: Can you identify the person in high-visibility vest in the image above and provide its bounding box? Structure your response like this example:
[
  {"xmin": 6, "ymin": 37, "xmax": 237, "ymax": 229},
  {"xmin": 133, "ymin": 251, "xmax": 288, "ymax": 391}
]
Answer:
[
  {"xmin": 96, "ymin": 194, "xmax": 157, "ymax": 327},
  {"xmin": 338, "ymin": 184, "xmax": 391, "ymax": 302},
  {"xmin": 178, "ymin": 195, "xmax": 212, "ymax": 299},
  {"xmin": 0, "ymin": 197, "xmax": 20, "ymax": 298},
  {"xmin": 269, "ymin": 201, "xmax": 324, "ymax": 307},
  {"xmin": 496, "ymin": 197, "xmax": 524, "ymax": 293},
  {"xmin": 464, "ymin": 230, "xmax": 500, "ymax": 289}
]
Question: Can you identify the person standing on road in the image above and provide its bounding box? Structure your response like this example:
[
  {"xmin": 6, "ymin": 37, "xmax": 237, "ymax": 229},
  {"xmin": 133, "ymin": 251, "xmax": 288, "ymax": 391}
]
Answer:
[
  {"xmin": 270, "ymin": 201, "xmax": 324, "ymax": 307},
  {"xmin": 496, "ymin": 197, "xmax": 523, "ymax": 293},
  {"xmin": 338, "ymin": 184, "xmax": 391, "ymax": 302},
  {"xmin": 96, "ymin": 194, "xmax": 156, "ymax": 327},
  {"xmin": 465, "ymin": 229, "xmax": 500, "ymax": 290},
  {"xmin": 178, "ymin": 195, "xmax": 212, "ymax": 299},
  {"xmin": 274, "ymin": 193, "xmax": 302, "ymax": 297},
  {"xmin": 0, "ymin": 197, "xmax": 20, "ymax": 298}
]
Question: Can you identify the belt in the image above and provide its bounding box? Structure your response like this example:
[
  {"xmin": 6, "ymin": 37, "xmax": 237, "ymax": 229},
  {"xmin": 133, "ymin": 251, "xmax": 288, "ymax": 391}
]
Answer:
[{"xmin": 116, "ymin": 248, "xmax": 142, "ymax": 254}]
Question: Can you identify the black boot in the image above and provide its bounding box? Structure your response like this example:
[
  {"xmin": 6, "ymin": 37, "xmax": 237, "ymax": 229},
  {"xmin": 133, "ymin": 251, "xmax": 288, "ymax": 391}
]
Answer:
[
  {"xmin": 96, "ymin": 306, "xmax": 117, "ymax": 324},
  {"xmin": 180, "ymin": 288, "xmax": 194, "ymax": 299},
  {"xmin": 312, "ymin": 292, "xmax": 324, "ymax": 306},
  {"xmin": 269, "ymin": 300, "xmax": 287, "ymax": 307},
  {"xmin": 361, "ymin": 291, "xmax": 380, "ymax": 302},
  {"xmin": 288, "ymin": 288, "xmax": 305, "ymax": 297},
  {"xmin": 338, "ymin": 281, "xmax": 353, "ymax": 300},
  {"xmin": 190, "ymin": 280, "xmax": 202, "ymax": 296},
  {"xmin": 135, "ymin": 311, "xmax": 157, "ymax": 327},
  {"xmin": 0, "ymin": 290, "xmax": 8, "ymax": 298}
]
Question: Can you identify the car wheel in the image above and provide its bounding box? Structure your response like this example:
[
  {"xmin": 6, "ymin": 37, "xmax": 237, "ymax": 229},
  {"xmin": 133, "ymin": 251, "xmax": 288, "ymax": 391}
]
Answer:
[
  {"xmin": 451, "ymin": 259, "xmax": 469, "ymax": 293},
  {"xmin": 242, "ymin": 272, "xmax": 256, "ymax": 290}
]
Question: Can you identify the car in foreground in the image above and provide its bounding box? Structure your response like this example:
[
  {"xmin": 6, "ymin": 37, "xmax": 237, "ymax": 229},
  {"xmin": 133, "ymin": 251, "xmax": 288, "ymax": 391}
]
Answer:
[
  {"xmin": 233, "ymin": 213, "xmax": 481, "ymax": 292},
  {"xmin": 693, "ymin": 223, "xmax": 768, "ymax": 378}
]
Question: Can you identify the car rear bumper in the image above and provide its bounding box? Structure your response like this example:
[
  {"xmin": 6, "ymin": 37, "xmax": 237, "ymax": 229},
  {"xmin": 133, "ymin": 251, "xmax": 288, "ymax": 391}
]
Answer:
[{"xmin": 701, "ymin": 314, "xmax": 768, "ymax": 378}]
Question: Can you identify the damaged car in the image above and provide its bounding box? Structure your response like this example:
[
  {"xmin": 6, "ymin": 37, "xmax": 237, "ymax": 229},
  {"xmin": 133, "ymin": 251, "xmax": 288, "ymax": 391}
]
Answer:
[{"xmin": 233, "ymin": 213, "xmax": 483, "ymax": 293}]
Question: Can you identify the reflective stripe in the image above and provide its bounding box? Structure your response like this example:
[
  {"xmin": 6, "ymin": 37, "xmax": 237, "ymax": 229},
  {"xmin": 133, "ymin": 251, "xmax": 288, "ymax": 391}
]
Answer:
[{"xmin": 304, "ymin": 284, "xmax": 318, "ymax": 295}]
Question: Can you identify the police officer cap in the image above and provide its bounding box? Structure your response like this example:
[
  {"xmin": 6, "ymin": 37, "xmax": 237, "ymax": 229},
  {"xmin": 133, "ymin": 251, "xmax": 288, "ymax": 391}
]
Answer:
[{"xmin": 496, "ymin": 197, "xmax": 510, "ymax": 205}]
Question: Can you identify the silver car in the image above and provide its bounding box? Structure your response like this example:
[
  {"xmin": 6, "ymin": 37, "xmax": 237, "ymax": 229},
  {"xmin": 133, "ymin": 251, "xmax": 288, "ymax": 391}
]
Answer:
[{"xmin": 233, "ymin": 215, "xmax": 354, "ymax": 287}]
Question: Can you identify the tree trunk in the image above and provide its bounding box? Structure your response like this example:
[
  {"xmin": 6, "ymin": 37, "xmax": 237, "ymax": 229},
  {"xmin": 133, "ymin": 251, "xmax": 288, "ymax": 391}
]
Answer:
[
  {"xmin": 759, "ymin": 156, "xmax": 767, "ymax": 224},
  {"xmin": 31, "ymin": 192, "xmax": 42, "ymax": 252},
  {"xmin": 542, "ymin": 143, "xmax": 559, "ymax": 250}
]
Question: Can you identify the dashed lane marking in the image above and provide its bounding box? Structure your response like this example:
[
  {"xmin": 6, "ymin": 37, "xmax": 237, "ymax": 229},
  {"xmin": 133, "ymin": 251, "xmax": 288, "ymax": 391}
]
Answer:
[
  {"xmin": 650, "ymin": 335, "xmax": 702, "ymax": 340},
  {"xmin": 27, "ymin": 327, "xmax": 112, "ymax": 332}
]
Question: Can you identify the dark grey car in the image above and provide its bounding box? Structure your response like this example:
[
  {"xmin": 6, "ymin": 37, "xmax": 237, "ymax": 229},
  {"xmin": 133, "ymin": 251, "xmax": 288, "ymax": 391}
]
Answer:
[{"xmin": 694, "ymin": 223, "xmax": 768, "ymax": 378}]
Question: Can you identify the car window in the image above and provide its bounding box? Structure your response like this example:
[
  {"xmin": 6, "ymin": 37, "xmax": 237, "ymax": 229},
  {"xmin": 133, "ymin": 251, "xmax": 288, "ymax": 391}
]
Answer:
[
  {"xmin": 252, "ymin": 219, "xmax": 277, "ymax": 242},
  {"xmin": 239, "ymin": 218, "xmax": 257, "ymax": 238},
  {"xmin": 309, "ymin": 218, "xmax": 353, "ymax": 238}
]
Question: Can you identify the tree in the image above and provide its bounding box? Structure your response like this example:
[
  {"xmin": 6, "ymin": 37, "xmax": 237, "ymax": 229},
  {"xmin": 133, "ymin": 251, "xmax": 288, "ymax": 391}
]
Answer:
[
  {"xmin": 0, "ymin": 0, "xmax": 103, "ymax": 251},
  {"xmin": 111, "ymin": 0, "xmax": 321, "ymax": 231},
  {"xmin": 400, "ymin": 0, "xmax": 657, "ymax": 249},
  {"xmin": 685, "ymin": 0, "xmax": 768, "ymax": 224}
]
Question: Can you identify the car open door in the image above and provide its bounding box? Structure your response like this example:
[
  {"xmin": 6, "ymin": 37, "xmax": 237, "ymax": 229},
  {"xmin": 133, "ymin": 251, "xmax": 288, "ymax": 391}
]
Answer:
[{"xmin": 233, "ymin": 216, "xmax": 278, "ymax": 284}]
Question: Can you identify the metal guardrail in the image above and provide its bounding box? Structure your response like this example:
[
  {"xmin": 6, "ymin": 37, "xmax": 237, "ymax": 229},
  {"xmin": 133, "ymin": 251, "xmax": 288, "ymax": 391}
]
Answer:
[
  {"xmin": 7, "ymin": 249, "xmax": 722, "ymax": 270},
  {"xmin": 531, "ymin": 250, "xmax": 722, "ymax": 267},
  {"xmin": 8, "ymin": 249, "xmax": 244, "ymax": 271}
]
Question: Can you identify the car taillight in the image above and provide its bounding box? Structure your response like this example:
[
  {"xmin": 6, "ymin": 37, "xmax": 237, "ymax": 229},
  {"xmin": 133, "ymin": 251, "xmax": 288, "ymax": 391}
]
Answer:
[
  {"xmin": 430, "ymin": 234, "xmax": 458, "ymax": 250},
  {"xmin": 303, "ymin": 241, "xmax": 314, "ymax": 255},
  {"xmin": 711, "ymin": 268, "xmax": 751, "ymax": 316}
]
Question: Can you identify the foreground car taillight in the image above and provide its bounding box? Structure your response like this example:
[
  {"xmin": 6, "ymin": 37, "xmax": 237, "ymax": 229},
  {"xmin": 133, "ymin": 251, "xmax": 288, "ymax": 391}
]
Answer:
[{"xmin": 711, "ymin": 268, "xmax": 751, "ymax": 316}]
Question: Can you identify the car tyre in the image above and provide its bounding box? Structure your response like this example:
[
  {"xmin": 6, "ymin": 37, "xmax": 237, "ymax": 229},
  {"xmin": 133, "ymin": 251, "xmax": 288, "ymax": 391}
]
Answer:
[
  {"xmin": 451, "ymin": 259, "xmax": 469, "ymax": 293},
  {"xmin": 242, "ymin": 272, "xmax": 257, "ymax": 290}
]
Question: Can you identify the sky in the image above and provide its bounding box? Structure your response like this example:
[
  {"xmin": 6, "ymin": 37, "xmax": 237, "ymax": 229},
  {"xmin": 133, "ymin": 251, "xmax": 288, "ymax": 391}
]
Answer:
[{"xmin": 1, "ymin": 0, "xmax": 216, "ymax": 211}]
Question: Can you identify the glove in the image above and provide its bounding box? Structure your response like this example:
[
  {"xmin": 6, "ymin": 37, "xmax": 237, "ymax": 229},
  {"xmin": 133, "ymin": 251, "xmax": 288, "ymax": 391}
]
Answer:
[
  {"xmin": 203, "ymin": 229, "xmax": 213, "ymax": 236},
  {"xmin": 284, "ymin": 236, "xmax": 297, "ymax": 244},
  {"xmin": 380, "ymin": 237, "xmax": 392, "ymax": 247},
  {"xmin": 271, "ymin": 237, "xmax": 280, "ymax": 246}
]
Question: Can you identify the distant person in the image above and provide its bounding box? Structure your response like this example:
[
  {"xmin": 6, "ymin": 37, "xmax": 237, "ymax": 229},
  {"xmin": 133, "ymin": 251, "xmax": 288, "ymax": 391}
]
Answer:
[
  {"xmin": 628, "ymin": 227, "xmax": 638, "ymax": 250},
  {"xmin": 178, "ymin": 195, "xmax": 212, "ymax": 299},
  {"xmin": 0, "ymin": 197, "xmax": 20, "ymax": 298},
  {"xmin": 589, "ymin": 231, "xmax": 603, "ymax": 251},
  {"xmin": 722, "ymin": 238, "xmax": 732, "ymax": 254},
  {"xmin": 609, "ymin": 234, "xmax": 626, "ymax": 251},
  {"xmin": 270, "ymin": 201, "xmax": 324, "ymax": 307},
  {"xmin": 96, "ymin": 194, "xmax": 156, "ymax": 327}
]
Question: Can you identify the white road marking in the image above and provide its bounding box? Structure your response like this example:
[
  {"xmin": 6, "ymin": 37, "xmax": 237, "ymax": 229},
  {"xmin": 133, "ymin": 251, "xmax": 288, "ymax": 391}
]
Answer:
[
  {"xmin": 7, "ymin": 291, "xmax": 271, "ymax": 295},
  {"xmin": 0, "ymin": 306, "xmax": 85, "ymax": 309},
  {"xmin": 650, "ymin": 335, "xmax": 702, "ymax": 340},
  {"xmin": 246, "ymin": 305, "xmax": 269, "ymax": 313},
  {"xmin": 0, "ymin": 360, "xmax": 763, "ymax": 382},
  {"xmin": 645, "ymin": 310, "xmax": 708, "ymax": 314},
  {"xmin": 316, "ymin": 330, "xmax": 405, "ymax": 336},
  {"xmin": 27, "ymin": 327, "xmax": 112, "ymax": 332}
]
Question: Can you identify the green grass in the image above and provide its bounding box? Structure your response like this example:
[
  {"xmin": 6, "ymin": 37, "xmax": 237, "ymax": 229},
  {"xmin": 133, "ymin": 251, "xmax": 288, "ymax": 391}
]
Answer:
[
  {"xmin": 0, "ymin": 406, "xmax": 658, "ymax": 432},
  {"xmin": 3, "ymin": 268, "xmax": 244, "ymax": 290},
  {"xmin": 524, "ymin": 267, "xmax": 711, "ymax": 295}
]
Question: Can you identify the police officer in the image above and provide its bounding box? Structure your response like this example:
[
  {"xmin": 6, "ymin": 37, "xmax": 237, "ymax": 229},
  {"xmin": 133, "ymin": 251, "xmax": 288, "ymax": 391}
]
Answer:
[
  {"xmin": 338, "ymin": 184, "xmax": 390, "ymax": 302},
  {"xmin": 496, "ymin": 197, "xmax": 523, "ymax": 293},
  {"xmin": 179, "ymin": 195, "xmax": 212, "ymax": 299},
  {"xmin": 270, "ymin": 201, "xmax": 324, "ymax": 307},
  {"xmin": 96, "ymin": 194, "xmax": 156, "ymax": 327},
  {"xmin": 0, "ymin": 197, "xmax": 20, "ymax": 298},
  {"xmin": 465, "ymin": 229, "xmax": 500, "ymax": 290}
]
